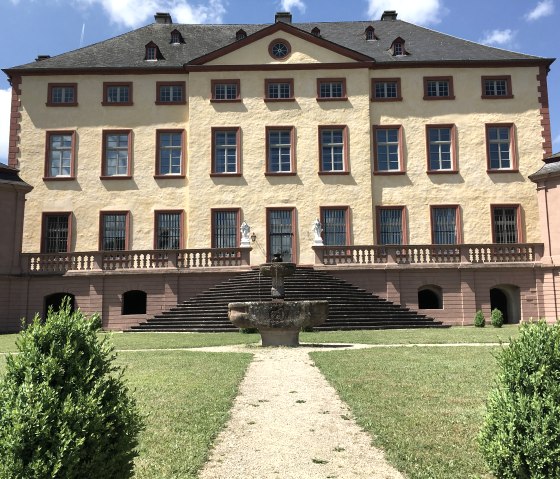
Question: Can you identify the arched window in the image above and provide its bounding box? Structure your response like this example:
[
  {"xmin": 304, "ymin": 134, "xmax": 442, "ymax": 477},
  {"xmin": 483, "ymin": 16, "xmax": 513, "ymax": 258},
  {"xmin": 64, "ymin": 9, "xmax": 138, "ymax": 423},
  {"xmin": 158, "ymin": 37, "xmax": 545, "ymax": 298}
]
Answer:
[
  {"xmin": 44, "ymin": 293, "xmax": 75, "ymax": 317},
  {"xmin": 236, "ymin": 29, "xmax": 247, "ymax": 41},
  {"xmin": 418, "ymin": 285, "xmax": 442, "ymax": 309},
  {"xmin": 170, "ymin": 29, "xmax": 184, "ymax": 44},
  {"xmin": 391, "ymin": 37, "xmax": 407, "ymax": 56},
  {"xmin": 311, "ymin": 27, "xmax": 321, "ymax": 37},
  {"xmin": 122, "ymin": 290, "xmax": 147, "ymax": 315},
  {"xmin": 365, "ymin": 26, "xmax": 376, "ymax": 41},
  {"xmin": 145, "ymin": 42, "xmax": 164, "ymax": 61}
]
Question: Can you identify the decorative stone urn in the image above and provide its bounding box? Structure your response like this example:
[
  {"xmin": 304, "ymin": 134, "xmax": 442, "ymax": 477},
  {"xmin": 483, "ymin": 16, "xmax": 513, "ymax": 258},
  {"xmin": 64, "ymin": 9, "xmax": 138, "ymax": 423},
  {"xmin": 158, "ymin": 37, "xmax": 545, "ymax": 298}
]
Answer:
[{"xmin": 228, "ymin": 256, "xmax": 329, "ymax": 346}]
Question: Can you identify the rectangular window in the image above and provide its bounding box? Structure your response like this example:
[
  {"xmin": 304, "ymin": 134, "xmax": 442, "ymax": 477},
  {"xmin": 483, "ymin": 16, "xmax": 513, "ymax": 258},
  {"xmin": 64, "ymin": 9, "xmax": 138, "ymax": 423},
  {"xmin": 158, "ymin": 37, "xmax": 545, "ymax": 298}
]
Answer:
[
  {"xmin": 42, "ymin": 213, "xmax": 71, "ymax": 253},
  {"xmin": 481, "ymin": 76, "xmax": 513, "ymax": 98},
  {"xmin": 321, "ymin": 207, "xmax": 348, "ymax": 246},
  {"xmin": 212, "ymin": 209, "xmax": 239, "ymax": 248},
  {"xmin": 317, "ymin": 78, "xmax": 346, "ymax": 100},
  {"xmin": 431, "ymin": 206, "xmax": 460, "ymax": 245},
  {"xmin": 423, "ymin": 77, "xmax": 454, "ymax": 99},
  {"xmin": 319, "ymin": 126, "xmax": 347, "ymax": 173},
  {"xmin": 211, "ymin": 80, "xmax": 240, "ymax": 101},
  {"xmin": 265, "ymin": 79, "xmax": 294, "ymax": 100},
  {"xmin": 266, "ymin": 127, "xmax": 294, "ymax": 174},
  {"xmin": 45, "ymin": 131, "xmax": 75, "ymax": 179},
  {"xmin": 492, "ymin": 206, "xmax": 520, "ymax": 244},
  {"xmin": 100, "ymin": 212, "xmax": 129, "ymax": 251},
  {"xmin": 155, "ymin": 211, "xmax": 183, "ymax": 249},
  {"xmin": 377, "ymin": 207, "xmax": 404, "ymax": 245},
  {"xmin": 156, "ymin": 81, "xmax": 185, "ymax": 104},
  {"xmin": 371, "ymin": 78, "xmax": 401, "ymax": 101},
  {"xmin": 102, "ymin": 82, "xmax": 132, "ymax": 105},
  {"xmin": 212, "ymin": 127, "xmax": 240, "ymax": 175},
  {"xmin": 373, "ymin": 126, "xmax": 402, "ymax": 173},
  {"xmin": 267, "ymin": 209, "xmax": 295, "ymax": 263},
  {"xmin": 486, "ymin": 124, "xmax": 516, "ymax": 171},
  {"xmin": 47, "ymin": 83, "xmax": 77, "ymax": 106},
  {"xmin": 427, "ymin": 125, "xmax": 455, "ymax": 172},
  {"xmin": 156, "ymin": 130, "xmax": 184, "ymax": 177},
  {"xmin": 102, "ymin": 131, "xmax": 131, "ymax": 178}
]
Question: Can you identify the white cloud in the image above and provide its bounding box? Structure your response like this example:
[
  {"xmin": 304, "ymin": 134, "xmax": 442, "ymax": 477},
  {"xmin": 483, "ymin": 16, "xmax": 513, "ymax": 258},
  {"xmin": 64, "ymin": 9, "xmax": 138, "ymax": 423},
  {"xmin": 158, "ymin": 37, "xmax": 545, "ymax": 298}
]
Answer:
[
  {"xmin": 479, "ymin": 29, "xmax": 516, "ymax": 47},
  {"xmin": 367, "ymin": 0, "xmax": 444, "ymax": 25},
  {"xmin": 0, "ymin": 88, "xmax": 11, "ymax": 165},
  {"xmin": 73, "ymin": 0, "xmax": 226, "ymax": 27},
  {"xmin": 280, "ymin": 0, "xmax": 306, "ymax": 13},
  {"xmin": 525, "ymin": 0, "xmax": 555, "ymax": 21}
]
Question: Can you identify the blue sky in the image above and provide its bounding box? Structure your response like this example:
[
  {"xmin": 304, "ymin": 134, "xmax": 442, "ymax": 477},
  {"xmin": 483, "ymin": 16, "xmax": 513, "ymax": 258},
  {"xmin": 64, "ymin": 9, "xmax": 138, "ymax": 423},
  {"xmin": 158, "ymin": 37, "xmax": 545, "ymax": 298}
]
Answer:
[{"xmin": 1, "ymin": 0, "xmax": 558, "ymax": 164}]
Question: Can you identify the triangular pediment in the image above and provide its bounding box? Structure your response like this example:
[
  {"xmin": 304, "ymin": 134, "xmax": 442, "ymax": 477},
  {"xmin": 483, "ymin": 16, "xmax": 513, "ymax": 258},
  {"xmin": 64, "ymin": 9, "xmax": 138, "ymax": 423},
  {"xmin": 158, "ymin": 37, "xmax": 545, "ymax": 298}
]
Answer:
[{"xmin": 188, "ymin": 22, "xmax": 373, "ymax": 66}]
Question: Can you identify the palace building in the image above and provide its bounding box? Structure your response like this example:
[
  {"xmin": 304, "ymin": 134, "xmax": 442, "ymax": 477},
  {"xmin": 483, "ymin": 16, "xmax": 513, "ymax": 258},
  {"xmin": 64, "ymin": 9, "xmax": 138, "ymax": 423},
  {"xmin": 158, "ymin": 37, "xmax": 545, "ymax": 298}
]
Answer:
[{"xmin": 1, "ymin": 11, "xmax": 559, "ymax": 331}]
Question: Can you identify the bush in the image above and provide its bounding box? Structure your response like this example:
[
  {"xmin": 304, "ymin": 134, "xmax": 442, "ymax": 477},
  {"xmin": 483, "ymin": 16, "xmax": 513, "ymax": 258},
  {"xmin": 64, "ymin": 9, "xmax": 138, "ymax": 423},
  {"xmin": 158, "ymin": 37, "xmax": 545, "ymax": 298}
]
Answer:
[
  {"xmin": 478, "ymin": 321, "xmax": 560, "ymax": 478},
  {"xmin": 474, "ymin": 310, "xmax": 486, "ymax": 327},
  {"xmin": 0, "ymin": 300, "xmax": 144, "ymax": 479},
  {"xmin": 491, "ymin": 308, "xmax": 504, "ymax": 328}
]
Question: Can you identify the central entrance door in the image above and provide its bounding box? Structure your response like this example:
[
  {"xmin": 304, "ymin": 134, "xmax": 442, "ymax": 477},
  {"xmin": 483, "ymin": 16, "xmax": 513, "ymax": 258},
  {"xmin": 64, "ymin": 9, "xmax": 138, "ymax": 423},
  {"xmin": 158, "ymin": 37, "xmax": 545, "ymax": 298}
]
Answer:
[{"xmin": 267, "ymin": 208, "xmax": 294, "ymax": 263}]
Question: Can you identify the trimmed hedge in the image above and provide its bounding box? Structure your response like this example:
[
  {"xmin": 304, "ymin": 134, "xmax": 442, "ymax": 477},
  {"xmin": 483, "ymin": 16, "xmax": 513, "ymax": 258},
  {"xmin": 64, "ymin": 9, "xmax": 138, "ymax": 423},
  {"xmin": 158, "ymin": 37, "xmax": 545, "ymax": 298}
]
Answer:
[
  {"xmin": 479, "ymin": 321, "xmax": 560, "ymax": 478},
  {"xmin": 0, "ymin": 300, "xmax": 143, "ymax": 479}
]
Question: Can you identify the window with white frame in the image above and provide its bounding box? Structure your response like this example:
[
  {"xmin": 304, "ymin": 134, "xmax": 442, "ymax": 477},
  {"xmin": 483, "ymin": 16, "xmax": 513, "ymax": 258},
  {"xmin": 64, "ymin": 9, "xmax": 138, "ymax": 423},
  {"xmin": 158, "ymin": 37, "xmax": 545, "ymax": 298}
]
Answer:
[
  {"xmin": 48, "ymin": 84, "xmax": 77, "ymax": 106},
  {"xmin": 157, "ymin": 131, "xmax": 183, "ymax": 175},
  {"xmin": 46, "ymin": 132, "xmax": 73, "ymax": 177},
  {"xmin": 318, "ymin": 79, "xmax": 345, "ymax": 99},
  {"xmin": 266, "ymin": 81, "xmax": 292, "ymax": 100},
  {"xmin": 212, "ymin": 129, "xmax": 239, "ymax": 174},
  {"xmin": 267, "ymin": 128, "xmax": 293, "ymax": 173},
  {"xmin": 427, "ymin": 126, "xmax": 454, "ymax": 171},
  {"xmin": 487, "ymin": 125, "xmax": 513, "ymax": 170},
  {"xmin": 320, "ymin": 128, "xmax": 345, "ymax": 172},
  {"xmin": 103, "ymin": 132, "xmax": 130, "ymax": 176},
  {"xmin": 212, "ymin": 81, "xmax": 239, "ymax": 101},
  {"xmin": 374, "ymin": 127, "xmax": 401, "ymax": 172},
  {"xmin": 373, "ymin": 79, "xmax": 399, "ymax": 100}
]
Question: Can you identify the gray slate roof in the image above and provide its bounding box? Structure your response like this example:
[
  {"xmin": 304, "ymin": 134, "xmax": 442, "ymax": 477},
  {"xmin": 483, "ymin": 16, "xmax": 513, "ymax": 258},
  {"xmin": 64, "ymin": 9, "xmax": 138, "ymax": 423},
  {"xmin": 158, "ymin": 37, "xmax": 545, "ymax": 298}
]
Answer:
[
  {"xmin": 529, "ymin": 153, "xmax": 560, "ymax": 181},
  {"xmin": 4, "ymin": 18, "xmax": 552, "ymax": 73}
]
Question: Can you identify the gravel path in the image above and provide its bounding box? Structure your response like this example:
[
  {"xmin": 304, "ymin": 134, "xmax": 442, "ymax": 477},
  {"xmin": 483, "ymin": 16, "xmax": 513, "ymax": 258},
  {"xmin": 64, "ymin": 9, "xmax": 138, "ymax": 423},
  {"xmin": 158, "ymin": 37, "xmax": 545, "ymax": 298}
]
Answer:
[{"xmin": 197, "ymin": 345, "xmax": 405, "ymax": 479}]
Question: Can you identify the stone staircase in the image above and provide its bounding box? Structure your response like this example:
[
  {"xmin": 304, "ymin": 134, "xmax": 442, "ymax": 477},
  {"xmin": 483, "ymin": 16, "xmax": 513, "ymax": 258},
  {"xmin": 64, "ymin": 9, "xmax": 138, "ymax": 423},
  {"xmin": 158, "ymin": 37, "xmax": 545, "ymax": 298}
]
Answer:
[{"xmin": 129, "ymin": 267, "xmax": 446, "ymax": 332}]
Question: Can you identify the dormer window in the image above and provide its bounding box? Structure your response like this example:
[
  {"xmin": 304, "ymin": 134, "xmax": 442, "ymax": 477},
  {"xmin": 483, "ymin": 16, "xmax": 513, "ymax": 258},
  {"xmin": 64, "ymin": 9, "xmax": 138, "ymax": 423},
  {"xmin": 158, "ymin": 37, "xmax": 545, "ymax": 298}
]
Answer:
[
  {"xmin": 145, "ymin": 42, "xmax": 163, "ymax": 61},
  {"xmin": 311, "ymin": 27, "xmax": 321, "ymax": 37},
  {"xmin": 236, "ymin": 29, "xmax": 247, "ymax": 41},
  {"xmin": 391, "ymin": 37, "xmax": 407, "ymax": 56},
  {"xmin": 365, "ymin": 26, "xmax": 376, "ymax": 41},
  {"xmin": 170, "ymin": 29, "xmax": 184, "ymax": 44}
]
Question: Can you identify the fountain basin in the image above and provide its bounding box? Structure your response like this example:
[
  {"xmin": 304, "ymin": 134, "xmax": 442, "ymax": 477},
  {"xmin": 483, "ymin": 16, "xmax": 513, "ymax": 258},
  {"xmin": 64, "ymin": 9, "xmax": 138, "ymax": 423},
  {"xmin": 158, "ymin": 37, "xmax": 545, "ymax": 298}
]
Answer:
[{"xmin": 229, "ymin": 300, "xmax": 329, "ymax": 346}]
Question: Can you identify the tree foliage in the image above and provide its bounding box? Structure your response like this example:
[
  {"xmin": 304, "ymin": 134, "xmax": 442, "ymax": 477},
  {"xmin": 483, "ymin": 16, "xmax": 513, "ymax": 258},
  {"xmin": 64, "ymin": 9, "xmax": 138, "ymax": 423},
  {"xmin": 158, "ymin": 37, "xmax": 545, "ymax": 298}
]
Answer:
[
  {"xmin": 0, "ymin": 300, "xmax": 143, "ymax": 479},
  {"xmin": 479, "ymin": 321, "xmax": 560, "ymax": 478}
]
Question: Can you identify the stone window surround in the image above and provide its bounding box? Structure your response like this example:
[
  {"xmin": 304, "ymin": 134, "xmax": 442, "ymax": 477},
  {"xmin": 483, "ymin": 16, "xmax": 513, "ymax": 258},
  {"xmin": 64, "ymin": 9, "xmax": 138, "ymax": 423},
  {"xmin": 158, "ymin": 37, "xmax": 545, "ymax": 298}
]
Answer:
[
  {"xmin": 46, "ymin": 83, "xmax": 78, "ymax": 107},
  {"xmin": 44, "ymin": 130, "xmax": 76, "ymax": 181}
]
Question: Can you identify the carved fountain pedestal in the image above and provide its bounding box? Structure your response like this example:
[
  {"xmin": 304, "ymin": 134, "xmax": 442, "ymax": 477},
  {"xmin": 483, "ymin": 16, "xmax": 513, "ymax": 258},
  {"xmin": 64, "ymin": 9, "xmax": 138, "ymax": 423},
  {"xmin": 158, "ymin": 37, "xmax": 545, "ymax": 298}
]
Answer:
[{"xmin": 228, "ymin": 259, "xmax": 328, "ymax": 347}]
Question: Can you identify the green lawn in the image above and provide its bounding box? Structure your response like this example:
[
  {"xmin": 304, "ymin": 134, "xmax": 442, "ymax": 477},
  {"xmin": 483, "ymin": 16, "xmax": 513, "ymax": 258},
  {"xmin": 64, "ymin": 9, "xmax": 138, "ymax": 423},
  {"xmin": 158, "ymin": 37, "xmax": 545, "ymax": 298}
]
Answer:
[
  {"xmin": 0, "ymin": 324, "xmax": 520, "ymax": 353},
  {"xmin": 0, "ymin": 327, "xmax": 517, "ymax": 478},
  {"xmin": 312, "ymin": 346, "xmax": 498, "ymax": 479}
]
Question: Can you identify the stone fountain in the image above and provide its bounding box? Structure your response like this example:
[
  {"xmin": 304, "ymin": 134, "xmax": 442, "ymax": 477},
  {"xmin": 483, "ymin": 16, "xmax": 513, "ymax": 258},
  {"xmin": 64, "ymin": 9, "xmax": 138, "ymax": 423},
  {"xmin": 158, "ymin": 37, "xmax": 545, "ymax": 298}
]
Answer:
[{"xmin": 228, "ymin": 254, "xmax": 329, "ymax": 346}]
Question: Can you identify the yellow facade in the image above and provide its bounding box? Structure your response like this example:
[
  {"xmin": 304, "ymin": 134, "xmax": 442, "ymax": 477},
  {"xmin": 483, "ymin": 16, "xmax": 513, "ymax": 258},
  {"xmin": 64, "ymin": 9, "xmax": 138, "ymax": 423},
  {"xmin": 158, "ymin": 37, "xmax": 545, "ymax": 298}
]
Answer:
[{"xmin": 17, "ymin": 30, "xmax": 545, "ymax": 265}]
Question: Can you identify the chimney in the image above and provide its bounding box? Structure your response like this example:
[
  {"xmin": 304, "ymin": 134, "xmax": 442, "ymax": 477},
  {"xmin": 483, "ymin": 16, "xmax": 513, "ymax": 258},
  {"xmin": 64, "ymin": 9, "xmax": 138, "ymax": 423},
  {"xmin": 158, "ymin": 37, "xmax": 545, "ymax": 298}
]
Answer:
[
  {"xmin": 35, "ymin": 55, "xmax": 51, "ymax": 62},
  {"xmin": 275, "ymin": 12, "xmax": 292, "ymax": 23},
  {"xmin": 381, "ymin": 10, "xmax": 398, "ymax": 21},
  {"xmin": 154, "ymin": 12, "xmax": 173, "ymax": 24}
]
